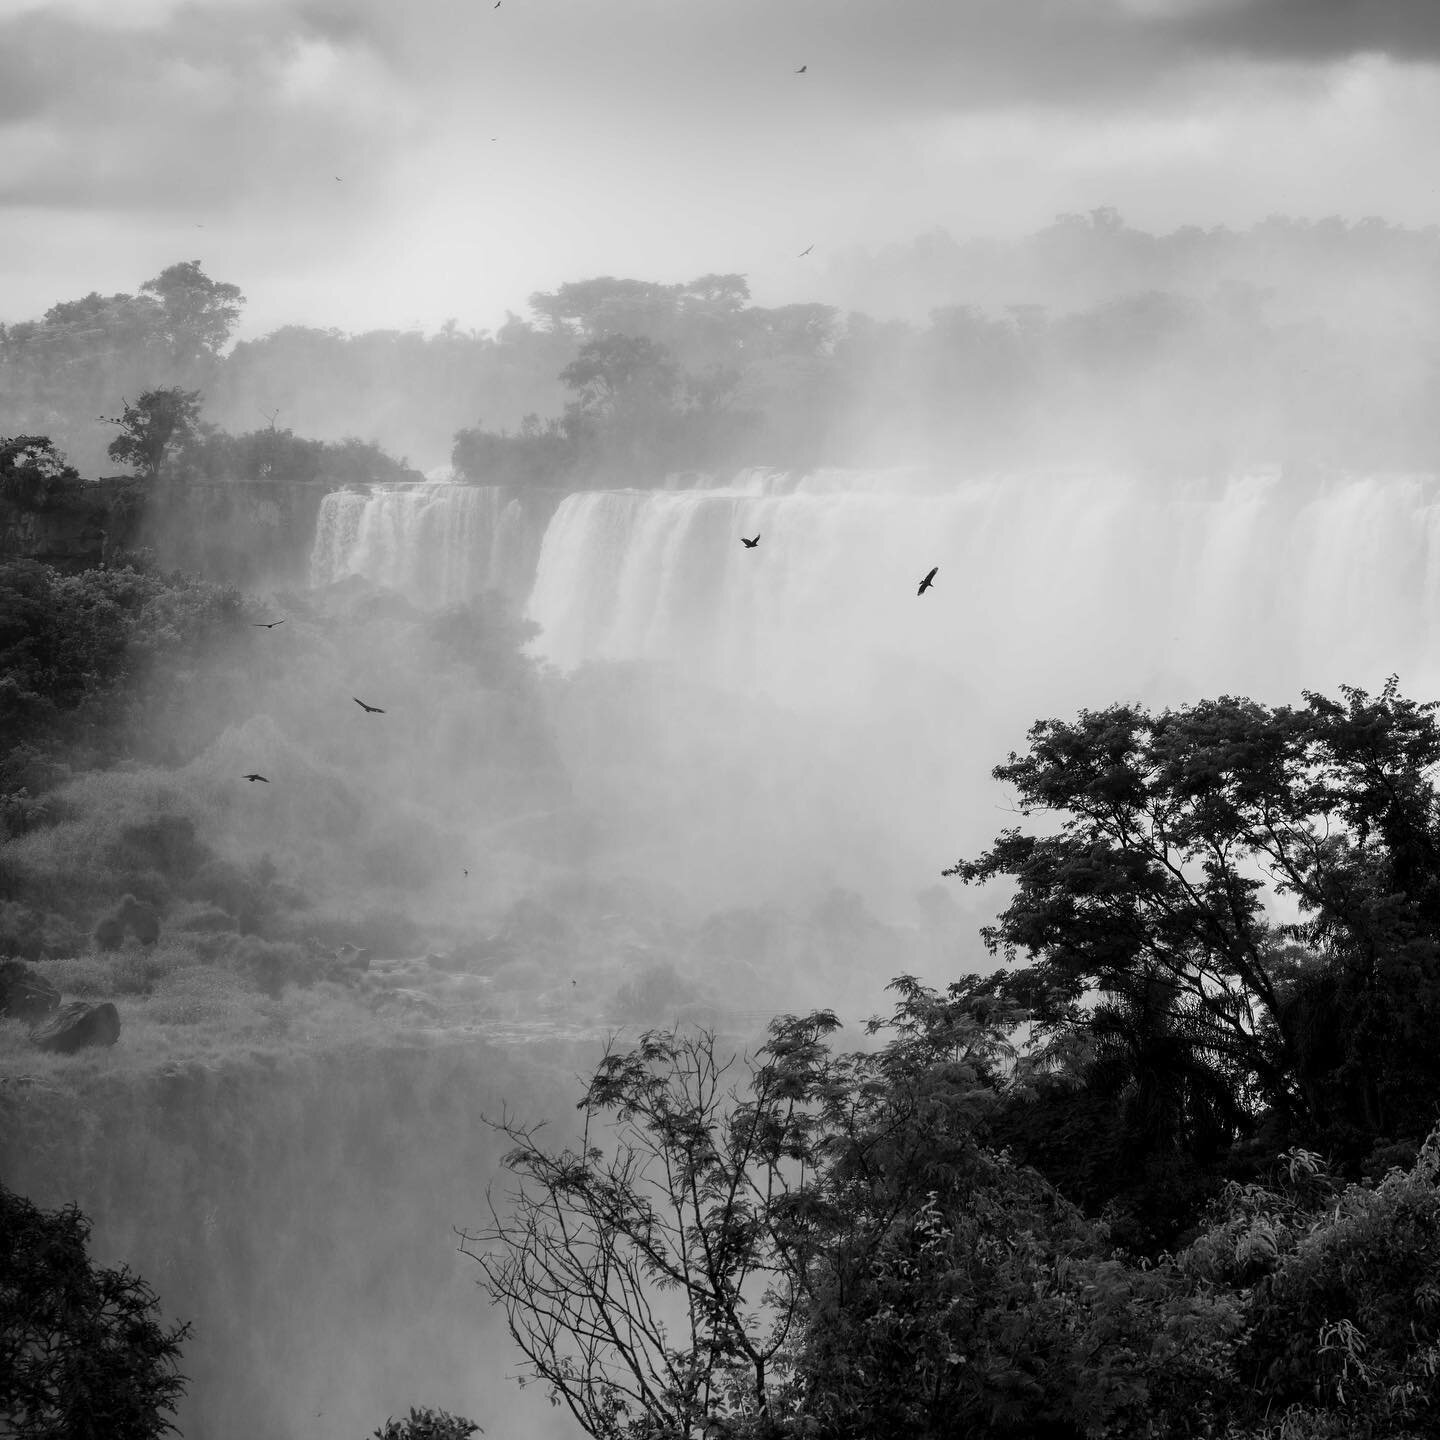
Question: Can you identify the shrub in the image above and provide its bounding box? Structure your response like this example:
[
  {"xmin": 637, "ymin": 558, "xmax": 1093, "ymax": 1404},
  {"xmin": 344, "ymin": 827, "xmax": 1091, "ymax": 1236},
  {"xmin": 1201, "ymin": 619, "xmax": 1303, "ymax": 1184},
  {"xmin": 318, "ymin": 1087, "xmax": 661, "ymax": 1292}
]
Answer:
[
  {"xmin": 369, "ymin": 1406, "xmax": 480, "ymax": 1440},
  {"xmin": 0, "ymin": 1183, "xmax": 190, "ymax": 1439}
]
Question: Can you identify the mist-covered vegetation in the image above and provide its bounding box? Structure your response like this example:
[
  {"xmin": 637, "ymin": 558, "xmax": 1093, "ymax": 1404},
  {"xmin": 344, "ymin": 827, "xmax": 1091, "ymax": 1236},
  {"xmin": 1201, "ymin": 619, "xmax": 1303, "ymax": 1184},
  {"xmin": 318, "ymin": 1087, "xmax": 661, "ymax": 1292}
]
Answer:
[{"xmin": 6, "ymin": 210, "xmax": 1440, "ymax": 481}]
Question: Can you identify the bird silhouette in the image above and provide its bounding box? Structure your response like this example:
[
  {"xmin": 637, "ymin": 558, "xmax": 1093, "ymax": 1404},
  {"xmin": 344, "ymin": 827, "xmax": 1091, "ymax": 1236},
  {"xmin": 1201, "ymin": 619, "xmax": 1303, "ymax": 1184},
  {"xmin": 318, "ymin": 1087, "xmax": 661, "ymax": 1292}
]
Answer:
[
  {"xmin": 243, "ymin": 774, "xmax": 269, "ymax": 783},
  {"xmin": 917, "ymin": 566, "xmax": 938, "ymax": 595},
  {"xmin": 795, "ymin": 65, "xmax": 807, "ymax": 73},
  {"xmin": 353, "ymin": 697, "xmax": 385, "ymax": 714},
  {"xmin": 741, "ymin": 534, "xmax": 760, "ymax": 548},
  {"xmin": 251, "ymin": 620, "xmax": 285, "ymax": 629},
  {"xmin": 798, "ymin": 244, "xmax": 814, "ymax": 257}
]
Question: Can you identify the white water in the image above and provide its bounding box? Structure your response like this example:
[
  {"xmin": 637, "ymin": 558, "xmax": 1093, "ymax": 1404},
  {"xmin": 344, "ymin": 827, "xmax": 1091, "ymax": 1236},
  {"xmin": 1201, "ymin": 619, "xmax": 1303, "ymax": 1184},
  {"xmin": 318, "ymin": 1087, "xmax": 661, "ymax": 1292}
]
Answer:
[
  {"xmin": 524, "ymin": 468, "xmax": 1440, "ymax": 719},
  {"xmin": 309, "ymin": 483, "xmax": 536, "ymax": 604}
]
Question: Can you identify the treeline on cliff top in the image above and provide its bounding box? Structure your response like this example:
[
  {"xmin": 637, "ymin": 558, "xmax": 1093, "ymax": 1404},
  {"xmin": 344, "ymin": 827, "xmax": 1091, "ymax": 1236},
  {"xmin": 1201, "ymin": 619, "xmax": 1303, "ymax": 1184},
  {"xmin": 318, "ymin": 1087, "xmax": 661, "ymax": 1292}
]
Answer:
[{"xmin": 6, "ymin": 211, "xmax": 1440, "ymax": 483}]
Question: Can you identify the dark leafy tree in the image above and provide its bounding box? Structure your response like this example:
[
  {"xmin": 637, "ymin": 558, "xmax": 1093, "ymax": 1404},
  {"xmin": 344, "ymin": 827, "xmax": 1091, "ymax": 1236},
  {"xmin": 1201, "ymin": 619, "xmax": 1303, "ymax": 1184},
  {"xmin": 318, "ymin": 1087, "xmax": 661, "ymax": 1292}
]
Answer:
[
  {"xmin": 369, "ymin": 1406, "xmax": 480, "ymax": 1440},
  {"xmin": 0, "ymin": 1182, "xmax": 190, "ymax": 1440},
  {"xmin": 104, "ymin": 388, "xmax": 205, "ymax": 478},
  {"xmin": 465, "ymin": 977, "xmax": 1032, "ymax": 1440},
  {"xmin": 948, "ymin": 679, "xmax": 1440, "ymax": 1162},
  {"xmin": 0, "ymin": 436, "xmax": 78, "ymax": 486}
]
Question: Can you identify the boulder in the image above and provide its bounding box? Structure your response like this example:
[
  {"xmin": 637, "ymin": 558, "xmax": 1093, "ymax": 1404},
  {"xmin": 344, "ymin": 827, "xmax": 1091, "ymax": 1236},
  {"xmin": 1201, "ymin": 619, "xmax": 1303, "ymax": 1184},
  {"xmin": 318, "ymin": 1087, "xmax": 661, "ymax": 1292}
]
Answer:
[
  {"xmin": 30, "ymin": 1000, "xmax": 121, "ymax": 1054},
  {"xmin": 0, "ymin": 959, "xmax": 60, "ymax": 1023}
]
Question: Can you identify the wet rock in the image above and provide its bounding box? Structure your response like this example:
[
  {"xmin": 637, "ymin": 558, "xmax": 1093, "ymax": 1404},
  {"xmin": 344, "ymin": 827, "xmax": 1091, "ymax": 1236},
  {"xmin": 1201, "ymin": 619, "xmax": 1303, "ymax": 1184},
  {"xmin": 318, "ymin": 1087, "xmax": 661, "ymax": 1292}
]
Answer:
[
  {"xmin": 30, "ymin": 1000, "xmax": 121, "ymax": 1054},
  {"xmin": 0, "ymin": 959, "xmax": 60, "ymax": 1023}
]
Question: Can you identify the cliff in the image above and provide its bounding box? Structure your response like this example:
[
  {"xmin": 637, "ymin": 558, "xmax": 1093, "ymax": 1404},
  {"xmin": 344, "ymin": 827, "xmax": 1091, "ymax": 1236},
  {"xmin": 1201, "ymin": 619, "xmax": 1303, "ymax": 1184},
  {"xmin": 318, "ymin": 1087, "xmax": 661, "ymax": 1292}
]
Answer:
[
  {"xmin": 0, "ymin": 471, "xmax": 144, "ymax": 570},
  {"xmin": 0, "ymin": 472, "xmax": 332, "ymax": 589}
]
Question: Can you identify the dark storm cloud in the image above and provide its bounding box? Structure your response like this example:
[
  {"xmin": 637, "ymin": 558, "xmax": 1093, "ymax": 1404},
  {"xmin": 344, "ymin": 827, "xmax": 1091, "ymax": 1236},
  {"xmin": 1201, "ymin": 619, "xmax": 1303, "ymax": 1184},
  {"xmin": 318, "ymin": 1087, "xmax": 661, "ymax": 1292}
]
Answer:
[{"xmin": 1177, "ymin": 0, "xmax": 1440, "ymax": 65}]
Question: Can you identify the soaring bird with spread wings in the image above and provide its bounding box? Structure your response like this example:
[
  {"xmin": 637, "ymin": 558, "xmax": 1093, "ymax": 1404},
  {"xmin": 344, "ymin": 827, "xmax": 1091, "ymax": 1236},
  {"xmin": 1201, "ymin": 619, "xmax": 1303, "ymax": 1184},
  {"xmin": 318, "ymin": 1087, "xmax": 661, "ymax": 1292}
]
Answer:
[
  {"xmin": 353, "ymin": 697, "xmax": 385, "ymax": 714},
  {"xmin": 917, "ymin": 566, "xmax": 938, "ymax": 596},
  {"xmin": 741, "ymin": 534, "xmax": 760, "ymax": 549}
]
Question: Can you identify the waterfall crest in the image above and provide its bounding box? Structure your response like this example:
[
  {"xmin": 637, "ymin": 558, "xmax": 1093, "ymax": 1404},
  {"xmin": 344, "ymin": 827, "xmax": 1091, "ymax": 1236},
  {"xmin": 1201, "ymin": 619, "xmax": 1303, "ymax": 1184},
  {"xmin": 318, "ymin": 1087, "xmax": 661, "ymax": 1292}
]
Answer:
[
  {"xmin": 309, "ymin": 482, "xmax": 541, "ymax": 604},
  {"xmin": 525, "ymin": 469, "xmax": 1440, "ymax": 714}
]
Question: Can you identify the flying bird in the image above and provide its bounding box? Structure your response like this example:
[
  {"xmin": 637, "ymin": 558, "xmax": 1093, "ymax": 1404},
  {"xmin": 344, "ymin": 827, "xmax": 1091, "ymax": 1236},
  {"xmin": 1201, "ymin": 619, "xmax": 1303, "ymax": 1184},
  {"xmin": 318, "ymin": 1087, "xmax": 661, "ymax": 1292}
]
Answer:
[
  {"xmin": 243, "ymin": 774, "xmax": 269, "ymax": 783},
  {"xmin": 798, "ymin": 245, "xmax": 814, "ymax": 257},
  {"xmin": 795, "ymin": 65, "xmax": 807, "ymax": 73},
  {"xmin": 353, "ymin": 697, "xmax": 386, "ymax": 714},
  {"xmin": 741, "ymin": 534, "xmax": 760, "ymax": 549},
  {"xmin": 917, "ymin": 567, "xmax": 938, "ymax": 596},
  {"xmin": 251, "ymin": 619, "xmax": 285, "ymax": 629}
]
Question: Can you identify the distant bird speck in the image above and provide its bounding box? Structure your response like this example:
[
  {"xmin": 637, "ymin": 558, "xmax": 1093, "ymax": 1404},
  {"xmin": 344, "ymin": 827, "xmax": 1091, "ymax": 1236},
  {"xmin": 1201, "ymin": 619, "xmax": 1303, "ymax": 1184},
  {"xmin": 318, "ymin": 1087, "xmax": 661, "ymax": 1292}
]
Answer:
[
  {"xmin": 335, "ymin": 175, "xmax": 343, "ymax": 182},
  {"xmin": 795, "ymin": 65, "xmax": 807, "ymax": 73},
  {"xmin": 243, "ymin": 774, "xmax": 269, "ymax": 784},
  {"xmin": 741, "ymin": 534, "xmax": 760, "ymax": 549},
  {"xmin": 917, "ymin": 566, "xmax": 938, "ymax": 596},
  {"xmin": 252, "ymin": 620, "xmax": 285, "ymax": 629},
  {"xmin": 353, "ymin": 697, "xmax": 385, "ymax": 714},
  {"xmin": 798, "ymin": 245, "xmax": 814, "ymax": 257}
]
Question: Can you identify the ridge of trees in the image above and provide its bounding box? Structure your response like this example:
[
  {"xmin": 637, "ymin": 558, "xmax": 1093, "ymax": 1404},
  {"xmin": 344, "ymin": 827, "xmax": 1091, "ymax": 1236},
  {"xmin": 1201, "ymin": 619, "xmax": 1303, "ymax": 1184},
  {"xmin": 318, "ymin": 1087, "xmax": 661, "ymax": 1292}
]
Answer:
[{"xmin": 7, "ymin": 212, "xmax": 1440, "ymax": 483}]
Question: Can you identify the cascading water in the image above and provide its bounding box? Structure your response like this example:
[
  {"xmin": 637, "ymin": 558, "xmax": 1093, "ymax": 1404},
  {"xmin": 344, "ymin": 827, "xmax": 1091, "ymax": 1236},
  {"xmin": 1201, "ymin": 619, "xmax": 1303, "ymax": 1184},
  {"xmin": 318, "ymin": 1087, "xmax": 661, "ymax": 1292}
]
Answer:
[
  {"xmin": 309, "ymin": 481, "xmax": 544, "ymax": 605},
  {"xmin": 525, "ymin": 467, "xmax": 1440, "ymax": 717}
]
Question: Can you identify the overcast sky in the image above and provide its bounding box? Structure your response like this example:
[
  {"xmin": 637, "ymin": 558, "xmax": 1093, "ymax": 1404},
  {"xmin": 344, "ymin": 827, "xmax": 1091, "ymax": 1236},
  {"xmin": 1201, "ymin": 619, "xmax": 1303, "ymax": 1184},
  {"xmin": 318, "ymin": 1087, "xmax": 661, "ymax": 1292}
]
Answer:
[{"xmin": 3, "ymin": 0, "xmax": 1440, "ymax": 338}]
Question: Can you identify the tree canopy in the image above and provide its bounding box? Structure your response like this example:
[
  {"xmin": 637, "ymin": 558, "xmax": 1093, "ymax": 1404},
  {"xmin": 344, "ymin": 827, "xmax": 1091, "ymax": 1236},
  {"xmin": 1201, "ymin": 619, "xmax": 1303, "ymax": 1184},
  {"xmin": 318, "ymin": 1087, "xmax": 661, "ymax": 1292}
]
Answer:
[{"xmin": 0, "ymin": 1183, "xmax": 190, "ymax": 1440}]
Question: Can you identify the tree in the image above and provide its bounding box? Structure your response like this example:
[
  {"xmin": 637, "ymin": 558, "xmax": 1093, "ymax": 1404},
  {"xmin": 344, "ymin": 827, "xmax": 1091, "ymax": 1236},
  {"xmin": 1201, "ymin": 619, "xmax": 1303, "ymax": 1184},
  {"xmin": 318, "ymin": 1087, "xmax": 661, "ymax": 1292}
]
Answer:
[
  {"xmin": 104, "ymin": 388, "xmax": 205, "ymax": 478},
  {"xmin": 465, "ymin": 979, "xmax": 1030, "ymax": 1440},
  {"xmin": 559, "ymin": 335, "xmax": 681, "ymax": 419},
  {"xmin": 0, "ymin": 436, "xmax": 78, "ymax": 486},
  {"xmin": 369, "ymin": 1406, "xmax": 480, "ymax": 1439},
  {"xmin": 948, "ymin": 679, "xmax": 1440, "ymax": 1159},
  {"xmin": 138, "ymin": 261, "xmax": 245, "ymax": 367},
  {"xmin": 0, "ymin": 1182, "xmax": 190, "ymax": 1440}
]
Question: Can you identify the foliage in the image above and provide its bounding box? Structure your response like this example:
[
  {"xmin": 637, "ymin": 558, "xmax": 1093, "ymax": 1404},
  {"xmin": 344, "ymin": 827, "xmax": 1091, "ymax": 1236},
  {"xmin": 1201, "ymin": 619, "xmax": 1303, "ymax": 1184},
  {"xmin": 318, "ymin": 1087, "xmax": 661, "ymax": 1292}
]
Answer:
[
  {"xmin": 0, "ymin": 559, "xmax": 247, "ymax": 784},
  {"xmin": 0, "ymin": 261, "xmax": 242, "ymax": 476},
  {"xmin": 138, "ymin": 261, "xmax": 244, "ymax": 367},
  {"xmin": 948, "ymin": 679, "xmax": 1440, "ymax": 1174},
  {"xmin": 104, "ymin": 388, "xmax": 205, "ymax": 479},
  {"xmin": 368, "ymin": 1405, "xmax": 480, "ymax": 1440},
  {"xmin": 466, "ymin": 976, "xmax": 1037, "ymax": 1440},
  {"xmin": 0, "ymin": 436, "xmax": 79, "ymax": 500},
  {"xmin": 0, "ymin": 1182, "xmax": 190, "ymax": 1440},
  {"xmin": 178, "ymin": 425, "xmax": 416, "ymax": 484}
]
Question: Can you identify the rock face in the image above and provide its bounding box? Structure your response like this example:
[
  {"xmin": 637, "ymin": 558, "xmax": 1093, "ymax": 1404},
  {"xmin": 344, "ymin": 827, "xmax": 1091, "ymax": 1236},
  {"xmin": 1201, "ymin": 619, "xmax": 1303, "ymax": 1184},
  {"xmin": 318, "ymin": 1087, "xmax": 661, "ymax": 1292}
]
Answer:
[
  {"xmin": 0, "ymin": 959, "xmax": 61, "ymax": 1023},
  {"xmin": 30, "ymin": 1000, "xmax": 121, "ymax": 1054},
  {"xmin": 0, "ymin": 471, "xmax": 331, "ymax": 590},
  {"xmin": 0, "ymin": 471, "xmax": 144, "ymax": 570},
  {"xmin": 134, "ymin": 478, "xmax": 333, "ymax": 589}
]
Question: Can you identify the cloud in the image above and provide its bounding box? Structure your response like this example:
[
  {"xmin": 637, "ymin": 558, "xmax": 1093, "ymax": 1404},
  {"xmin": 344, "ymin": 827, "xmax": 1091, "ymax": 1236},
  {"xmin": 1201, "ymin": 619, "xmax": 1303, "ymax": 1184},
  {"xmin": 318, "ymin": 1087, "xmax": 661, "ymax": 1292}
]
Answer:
[
  {"xmin": 1176, "ymin": 0, "xmax": 1440, "ymax": 65},
  {"xmin": 0, "ymin": 2, "xmax": 421, "ymax": 212}
]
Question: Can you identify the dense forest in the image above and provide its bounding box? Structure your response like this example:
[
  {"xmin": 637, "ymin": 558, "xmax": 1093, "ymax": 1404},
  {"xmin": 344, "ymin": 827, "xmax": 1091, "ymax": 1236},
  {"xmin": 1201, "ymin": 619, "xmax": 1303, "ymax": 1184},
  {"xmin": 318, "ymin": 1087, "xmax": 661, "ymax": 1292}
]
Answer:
[{"xmin": 5, "ymin": 210, "xmax": 1440, "ymax": 482}]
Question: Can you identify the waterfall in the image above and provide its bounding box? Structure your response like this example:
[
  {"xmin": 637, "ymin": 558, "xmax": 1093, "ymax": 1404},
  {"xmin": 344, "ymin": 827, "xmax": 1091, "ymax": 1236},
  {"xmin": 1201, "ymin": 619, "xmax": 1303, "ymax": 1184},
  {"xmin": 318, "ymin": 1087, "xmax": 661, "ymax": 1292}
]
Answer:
[
  {"xmin": 524, "ymin": 468, "xmax": 1440, "ymax": 717},
  {"xmin": 309, "ymin": 482, "xmax": 541, "ymax": 605}
]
